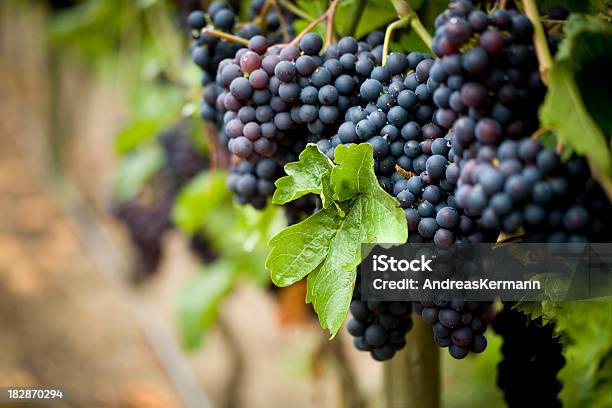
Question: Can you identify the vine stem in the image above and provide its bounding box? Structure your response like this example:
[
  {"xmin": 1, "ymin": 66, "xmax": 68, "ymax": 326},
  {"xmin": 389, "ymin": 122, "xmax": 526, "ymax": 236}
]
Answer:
[
  {"xmin": 278, "ymin": 0, "xmax": 315, "ymax": 22},
  {"xmin": 325, "ymin": 0, "xmax": 341, "ymax": 49},
  {"xmin": 382, "ymin": 17, "xmax": 412, "ymax": 66},
  {"xmin": 271, "ymin": 0, "xmax": 291, "ymax": 42},
  {"xmin": 389, "ymin": 0, "xmax": 433, "ymax": 52},
  {"xmin": 255, "ymin": 0, "xmax": 274, "ymax": 30},
  {"xmin": 345, "ymin": 0, "xmax": 367, "ymax": 37},
  {"xmin": 287, "ymin": 1, "xmax": 337, "ymax": 48},
  {"xmin": 522, "ymin": 0, "xmax": 553, "ymax": 85},
  {"xmin": 200, "ymin": 27, "xmax": 250, "ymax": 46}
]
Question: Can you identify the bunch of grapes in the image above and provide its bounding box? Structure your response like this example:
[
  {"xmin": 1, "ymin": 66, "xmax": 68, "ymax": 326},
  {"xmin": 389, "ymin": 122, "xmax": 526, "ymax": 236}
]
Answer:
[
  {"xmin": 347, "ymin": 277, "xmax": 413, "ymax": 361},
  {"xmin": 188, "ymin": 2, "xmax": 245, "ymax": 84},
  {"xmin": 114, "ymin": 186, "xmax": 175, "ymax": 275},
  {"xmin": 456, "ymin": 138, "xmax": 612, "ymax": 241},
  {"xmin": 114, "ymin": 123, "xmax": 214, "ymax": 275},
  {"xmin": 219, "ymin": 32, "xmax": 386, "ymax": 162},
  {"xmin": 494, "ymin": 305, "xmax": 565, "ymax": 407},
  {"xmin": 158, "ymin": 122, "xmax": 210, "ymax": 185},
  {"xmin": 413, "ymin": 299, "xmax": 489, "ymax": 358},
  {"xmin": 187, "ymin": 1, "xmax": 293, "ymax": 140},
  {"xmin": 431, "ymin": 1, "xmax": 546, "ymax": 156}
]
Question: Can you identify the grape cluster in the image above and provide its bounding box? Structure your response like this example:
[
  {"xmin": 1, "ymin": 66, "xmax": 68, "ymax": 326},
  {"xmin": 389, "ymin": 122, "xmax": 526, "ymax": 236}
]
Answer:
[
  {"xmin": 188, "ymin": 3, "xmax": 244, "ymax": 84},
  {"xmin": 218, "ymin": 32, "xmax": 387, "ymax": 161},
  {"xmin": 114, "ymin": 187, "xmax": 175, "ymax": 275},
  {"xmin": 187, "ymin": 1, "xmax": 293, "ymax": 144},
  {"xmin": 158, "ymin": 123, "xmax": 210, "ymax": 185},
  {"xmin": 413, "ymin": 299, "xmax": 489, "ymax": 359},
  {"xmin": 348, "ymin": 279, "xmax": 413, "ymax": 361},
  {"xmin": 494, "ymin": 305, "xmax": 565, "ymax": 407},
  {"xmin": 456, "ymin": 139, "xmax": 612, "ymax": 240},
  {"xmin": 311, "ymin": 46, "xmax": 496, "ymax": 357},
  {"xmin": 432, "ymin": 0, "xmax": 545, "ymax": 161},
  {"xmin": 114, "ymin": 124, "xmax": 214, "ymax": 275}
]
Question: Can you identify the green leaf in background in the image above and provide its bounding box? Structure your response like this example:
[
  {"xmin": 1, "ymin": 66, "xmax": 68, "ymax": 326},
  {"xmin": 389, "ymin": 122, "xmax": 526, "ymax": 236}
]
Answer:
[
  {"xmin": 335, "ymin": 0, "xmax": 397, "ymax": 39},
  {"xmin": 112, "ymin": 144, "xmax": 163, "ymax": 202},
  {"xmin": 177, "ymin": 262, "xmax": 238, "ymax": 349},
  {"xmin": 556, "ymin": 302, "xmax": 612, "ymax": 407},
  {"xmin": 541, "ymin": 65, "xmax": 611, "ymax": 171},
  {"xmin": 267, "ymin": 143, "xmax": 407, "ymax": 336},
  {"xmin": 540, "ymin": 14, "xmax": 612, "ymax": 190},
  {"xmin": 172, "ymin": 171, "xmax": 230, "ymax": 235},
  {"xmin": 114, "ymin": 118, "xmax": 164, "ymax": 155},
  {"xmin": 272, "ymin": 144, "xmax": 333, "ymax": 205}
]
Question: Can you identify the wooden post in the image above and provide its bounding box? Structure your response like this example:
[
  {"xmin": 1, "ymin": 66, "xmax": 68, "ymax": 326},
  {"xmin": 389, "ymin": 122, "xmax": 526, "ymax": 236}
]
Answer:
[{"xmin": 383, "ymin": 317, "xmax": 440, "ymax": 408}]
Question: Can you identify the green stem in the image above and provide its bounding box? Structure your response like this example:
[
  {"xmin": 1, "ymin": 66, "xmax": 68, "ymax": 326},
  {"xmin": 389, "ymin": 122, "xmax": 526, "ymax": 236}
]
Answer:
[
  {"xmin": 382, "ymin": 17, "xmax": 412, "ymax": 66},
  {"xmin": 389, "ymin": 0, "xmax": 433, "ymax": 52},
  {"xmin": 278, "ymin": 0, "xmax": 315, "ymax": 22},
  {"xmin": 200, "ymin": 27, "xmax": 250, "ymax": 46},
  {"xmin": 521, "ymin": 0, "xmax": 553, "ymax": 84},
  {"xmin": 345, "ymin": 0, "xmax": 367, "ymax": 37},
  {"xmin": 410, "ymin": 16, "xmax": 433, "ymax": 51}
]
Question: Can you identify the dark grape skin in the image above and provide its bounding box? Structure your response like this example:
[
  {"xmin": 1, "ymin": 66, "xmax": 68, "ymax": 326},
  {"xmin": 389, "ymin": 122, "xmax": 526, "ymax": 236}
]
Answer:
[
  {"xmin": 274, "ymin": 61, "xmax": 297, "ymax": 82},
  {"xmin": 239, "ymin": 51, "xmax": 262, "ymax": 73},
  {"xmin": 187, "ymin": 11, "xmax": 206, "ymax": 30},
  {"xmin": 365, "ymin": 324, "xmax": 388, "ymax": 347},
  {"xmin": 438, "ymin": 309, "xmax": 461, "ymax": 329},
  {"xmin": 360, "ymin": 79, "xmax": 383, "ymax": 102},
  {"xmin": 248, "ymin": 35, "xmax": 270, "ymax": 55},
  {"xmin": 299, "ymin": 32, "xmax": 323, "ymax": 55},
  {"xmin": 212, "ymin": 8, "xmax": 236, "ymax": 31}
]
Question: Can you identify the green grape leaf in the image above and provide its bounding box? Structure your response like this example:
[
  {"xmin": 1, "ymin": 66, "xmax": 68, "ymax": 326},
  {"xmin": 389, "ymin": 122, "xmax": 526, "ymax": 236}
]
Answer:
[
  {"xmin": 272, "ymin": 144, "xmax": 334, "ymax": 205},
  {"xmin": 332, "ymin": 143, "xmax": 379, "ymax": 200},
  {"xmin": 540, "ymin": 14, "xmax": 612, "ymax": 192},
  {"xmin": 113, "ymin": 144, "xmax": 163, "ymax": 202},
  {"xmin": 177, "ymin": 262, "xmax": 238, "ymax": 349},
  {"xmin": 320, "ymin": 169, "xmax": 334, "ymax": 209},
  {"xmin": 267, "ymin": 206, "xmax": 340, "ymax": 287},
  {"xmin": 542, "ymin": 64, "xmax": 611, "ymax": 173},
  {"xmin": 172, "ymin": 171, "xmax": 230, "ymax": 235},
  {"xmin": 267, "ymin": 143, "xmax": 407, "ymax": 336}
]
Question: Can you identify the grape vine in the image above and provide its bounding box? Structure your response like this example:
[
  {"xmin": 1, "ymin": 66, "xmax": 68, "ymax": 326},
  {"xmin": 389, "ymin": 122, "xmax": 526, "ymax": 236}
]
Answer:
[{"xmin": 185, "ymin": 0, "xmax": 612, "ymax": 373}]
